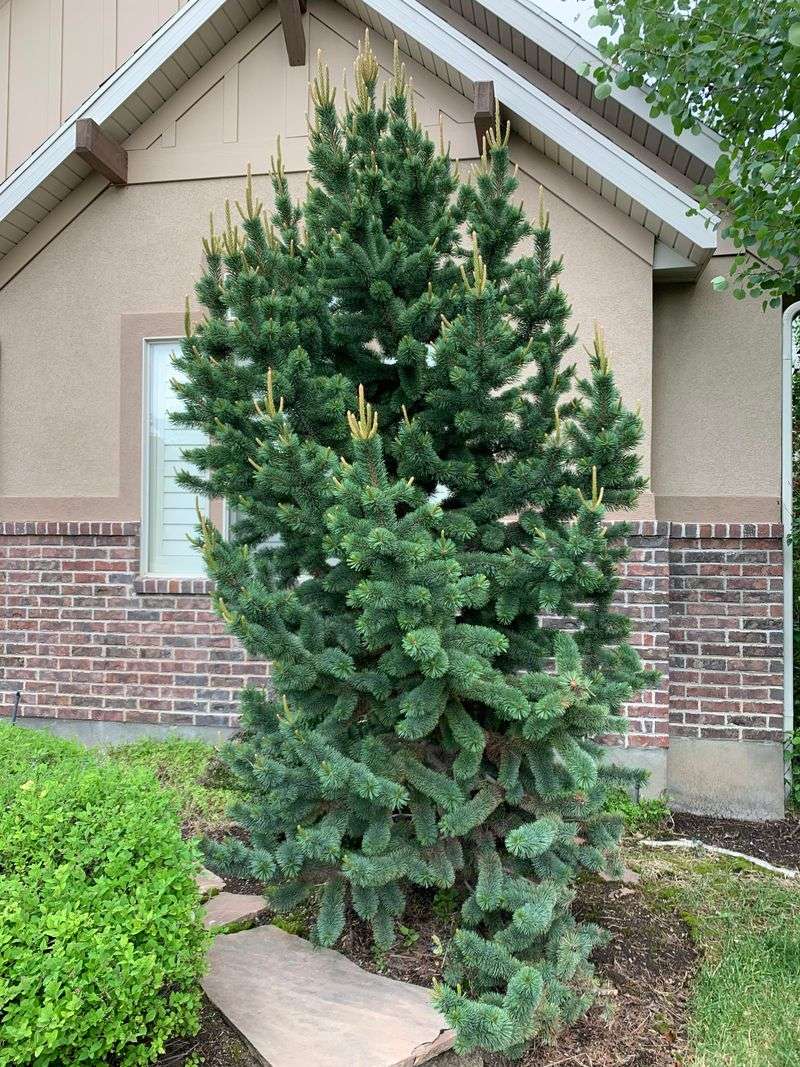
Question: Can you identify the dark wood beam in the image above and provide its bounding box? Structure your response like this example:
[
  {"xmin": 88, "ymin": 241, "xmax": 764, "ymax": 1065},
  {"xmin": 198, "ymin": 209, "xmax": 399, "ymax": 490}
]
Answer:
[
  {"xmin": 277, "ymin": 0, "xmax": 306, "ymax": 67},
  {"xmin": 473, "ymin": 80, "xmax": 496, "ymax": 154},
  {"xmin": 74, "ymin": 119, "xmax": 127, "ymax": 185}
]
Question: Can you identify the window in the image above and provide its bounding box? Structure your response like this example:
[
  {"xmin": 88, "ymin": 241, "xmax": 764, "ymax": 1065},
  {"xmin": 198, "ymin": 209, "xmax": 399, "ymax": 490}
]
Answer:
[{"xmin": 143, "ymin": 339, "xmax": 208, "ymax": 576}]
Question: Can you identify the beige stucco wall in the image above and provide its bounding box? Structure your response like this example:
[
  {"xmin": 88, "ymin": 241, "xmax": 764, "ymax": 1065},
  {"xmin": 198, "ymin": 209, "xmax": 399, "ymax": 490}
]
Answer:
[
  {"xmin": 652, "ymin": 257, "xmax": 782, "ymax": 521},
  {"xmin": 0, "ymin": 154, "xmax": 656, "ymax": 519},
  {"xmin": 511, "ymin": 146, "xmax": 654, "ymax": 502}
]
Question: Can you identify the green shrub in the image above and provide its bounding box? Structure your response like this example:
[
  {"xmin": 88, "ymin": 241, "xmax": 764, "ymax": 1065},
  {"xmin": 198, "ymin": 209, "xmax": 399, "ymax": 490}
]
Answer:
[
  {"xmin": 0, "ymin": 721, "xmax": 88, "ymax": 782},
  {"xmin": 0, "ymin": 724, "xmax": 209, "ymax": 1066},
  {"xmin": 788, "ymin": 728, "xmax": 800, "ymax": 809},
  {"xmin": 604, "ymin": 787, "xmax": 671, "ymax": 834}
]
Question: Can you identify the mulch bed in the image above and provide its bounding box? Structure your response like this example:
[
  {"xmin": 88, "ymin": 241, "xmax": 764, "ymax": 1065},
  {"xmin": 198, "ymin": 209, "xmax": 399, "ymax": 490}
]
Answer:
[
  {"xmin": 516, "ymin": 879, "xmax": 697, "ymax": 1067},
  {"xmin": 667, "ymin": 810, "xmax": 800, "ymax": 870},
  {"xmin": 187, "ymin": 810, "xmax": 798, "ymax": 1066}
]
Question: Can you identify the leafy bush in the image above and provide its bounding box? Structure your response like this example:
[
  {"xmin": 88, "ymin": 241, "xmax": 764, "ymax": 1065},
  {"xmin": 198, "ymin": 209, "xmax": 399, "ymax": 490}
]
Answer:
[
  {"xmin": 0, "ymin": 721, "xmax": 89, "ymax": 781},
  {"xmin": 788, "ymin": 729, "xmax": 800, "ymax": 810},
  {"xmin": 0, "ymin": 724, "xmax": 209, "ymax": 1066}
]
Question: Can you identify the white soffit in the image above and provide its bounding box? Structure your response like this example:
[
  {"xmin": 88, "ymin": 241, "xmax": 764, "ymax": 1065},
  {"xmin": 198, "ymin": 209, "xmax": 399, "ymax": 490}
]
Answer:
[{"xmin": 475, "ymin": 0, "xmax": 720, "ymax": 171}]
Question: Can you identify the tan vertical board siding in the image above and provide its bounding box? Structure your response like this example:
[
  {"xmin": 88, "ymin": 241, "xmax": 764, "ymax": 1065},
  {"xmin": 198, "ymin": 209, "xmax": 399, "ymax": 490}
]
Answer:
[
  {"xmin": 0, "ymin": 1, "xmax": 10, "ymax": 178},
  {"xmin": 62, "ymin": 0, "xmax": 108, "ymax": 120},
  {"xmin": 6, "ymin": 0, "xmax": 51, "ymax": 174},
  {"xmin": 1, "ymin": 0, "xmax": 182, "ymax": 179},
  {"xmin": 652, "ymin": 257, "xmax": 781, "ymax": 519}
]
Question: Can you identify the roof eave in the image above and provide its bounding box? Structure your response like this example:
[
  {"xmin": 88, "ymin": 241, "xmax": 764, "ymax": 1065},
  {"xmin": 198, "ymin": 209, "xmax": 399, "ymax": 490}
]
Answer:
[{"xmin": 475, "ymin": 0, "xmax": 721, "ymax": 171}]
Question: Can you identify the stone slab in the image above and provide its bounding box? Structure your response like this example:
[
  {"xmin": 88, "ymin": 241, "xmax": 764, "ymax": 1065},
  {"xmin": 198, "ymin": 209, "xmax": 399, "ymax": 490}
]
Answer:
[
  {"xmin": 197, "ymin": 867, "xmax": 225, "ymax": 898},
  {"xmin": 204, "ymin": 892, "xmax": 266, "ymax": 929},
  {"xmin": 203, "ymin": 925, "xmax": 458, "ymax": 1067},
  {"xmin": 667, "ymin": 737, "xmax": 785, "ymax": 821}
]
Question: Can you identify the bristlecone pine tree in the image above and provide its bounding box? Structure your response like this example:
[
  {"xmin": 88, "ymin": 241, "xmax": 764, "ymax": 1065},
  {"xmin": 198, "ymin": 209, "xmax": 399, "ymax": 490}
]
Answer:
[{"xmin": 173, "ymin": 36, "xmax": 656, "ymax": 1058}]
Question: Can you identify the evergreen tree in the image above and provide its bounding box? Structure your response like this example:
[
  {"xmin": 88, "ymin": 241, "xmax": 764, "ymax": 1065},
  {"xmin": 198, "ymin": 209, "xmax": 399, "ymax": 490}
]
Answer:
[{"xmin": 172, "ymin": 37, "xmax": 656, "ymax": 1058}]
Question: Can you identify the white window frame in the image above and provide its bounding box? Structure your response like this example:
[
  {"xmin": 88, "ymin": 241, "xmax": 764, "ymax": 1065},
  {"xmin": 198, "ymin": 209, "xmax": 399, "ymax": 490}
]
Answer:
[{"xmin": 141, "ymin": 335, "xmax": 211, "ymax": 578}]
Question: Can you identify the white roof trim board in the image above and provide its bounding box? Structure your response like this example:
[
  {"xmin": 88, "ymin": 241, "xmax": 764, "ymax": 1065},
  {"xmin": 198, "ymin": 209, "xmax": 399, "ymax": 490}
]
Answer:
[
  {"xmin": 0, "ymin": 0, "xmax": 718, "ymax": 265},
  {"xmin": 476, "ymin": 0, "xmax": 720, "ymax": 170}
]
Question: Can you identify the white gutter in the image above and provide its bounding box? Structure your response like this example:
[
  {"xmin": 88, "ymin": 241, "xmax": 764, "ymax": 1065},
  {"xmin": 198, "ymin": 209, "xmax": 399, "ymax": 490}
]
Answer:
[
  {"xmin": 476, "ymin": 0, "xmax": 721, "ymax": 170},
  {"xmin": 365, "ymin": 0, "xmax": 718, "ymax": 249},
  {"xmin": 782, "ymin": 301, "xmax": 799, "ymax": 778},
  {"xmin": 0, "ymin": 0, "xmax": 229, "ymax": 222}
]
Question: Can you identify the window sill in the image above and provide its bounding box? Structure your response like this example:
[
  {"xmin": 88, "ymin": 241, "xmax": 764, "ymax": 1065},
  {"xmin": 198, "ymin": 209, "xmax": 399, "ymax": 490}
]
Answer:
[{"xmin": 134, "ymin": 576, "xmax": 215, "ymax": 596}]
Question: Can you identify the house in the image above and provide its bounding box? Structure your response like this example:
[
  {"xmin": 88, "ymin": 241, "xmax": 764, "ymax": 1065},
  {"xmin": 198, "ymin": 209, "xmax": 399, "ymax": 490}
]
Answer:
[{"xmin": 0, "ymin": 0, "xmax": 788, "ymax": 819}]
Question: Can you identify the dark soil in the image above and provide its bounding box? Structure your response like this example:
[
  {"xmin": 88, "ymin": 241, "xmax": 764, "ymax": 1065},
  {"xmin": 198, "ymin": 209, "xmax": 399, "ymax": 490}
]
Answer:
[
  {"xmin": 340, "ymin": 887, "xmax": 456, "ymax": 986},
  {"xmin": 668, "ymin": 810, "xmax": 800, "ymax": 870},
  {"xmin": 337, "ymin": 878, "xmax": 698, "ymax": 1067},
  {"xmin": 156, "ymin": 995, "xmax": 260, "ymax": 1067}
]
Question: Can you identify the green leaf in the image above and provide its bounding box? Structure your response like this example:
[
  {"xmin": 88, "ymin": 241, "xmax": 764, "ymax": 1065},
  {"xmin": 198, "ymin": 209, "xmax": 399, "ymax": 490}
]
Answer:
[
  {"xmin": 594, "ymin": 81, "xmax": 614, "ymax": 100},
  {"xmin": 711, "ymin": 276, "xmax": 729, "ymax": 292},
  {"xmin": 760, "ymin": 162, "xmax": 777, "ymax": 182},
  {"xmin": 789, "ymin": 23, "xmax": 800, "ymax": 47},
  {"xmin": 576, "ymin": 61, "xmax": 591, "ymax": 77}
]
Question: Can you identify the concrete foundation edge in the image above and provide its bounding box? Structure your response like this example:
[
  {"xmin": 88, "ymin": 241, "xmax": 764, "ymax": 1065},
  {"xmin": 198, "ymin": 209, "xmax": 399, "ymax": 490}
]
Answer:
[
  {"xmin": 666, "ymin": 736, "xmax": 785, "ymax": 821},
  {"xmin": 601, "ymin": 746, "xmax": 668, "ymax": 800},
  {"xmin": 11, "ymin": 717, "xmax": 236, "ymax": 747}
]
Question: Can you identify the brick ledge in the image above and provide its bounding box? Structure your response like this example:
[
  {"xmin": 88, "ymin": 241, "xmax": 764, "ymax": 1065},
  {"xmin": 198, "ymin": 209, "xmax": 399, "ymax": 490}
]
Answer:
[
  {"xmin": 0, "ymin": 520, "xmax": 139, "ymax": 536},
  {"xmin": 134, "ymin": 575, "xmax": 215, "ymax": 596},
  {"xmin": 0, "ymin": 520, "xmax": 784, "ymax": 539}
]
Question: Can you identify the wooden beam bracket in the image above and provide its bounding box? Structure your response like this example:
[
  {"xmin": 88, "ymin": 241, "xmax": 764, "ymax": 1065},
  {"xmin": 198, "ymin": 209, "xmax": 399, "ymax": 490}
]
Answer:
[
  {"xmin": 74, "ymin": 119, "xmax": 128, "ymax": 186},
  {"xmin": 473, "ymin": 80, "xmax": 496, "ymax": 154},
  {"xmin": 277, "ymin": 0, "xmax": 306, "ymax": 67}
]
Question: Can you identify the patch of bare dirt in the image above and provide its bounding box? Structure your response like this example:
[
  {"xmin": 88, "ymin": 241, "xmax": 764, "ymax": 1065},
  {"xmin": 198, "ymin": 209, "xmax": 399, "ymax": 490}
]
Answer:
[
  {"xmin": 337, "ymin": 878, "xmax": 698, "ymax": 1067},
  {"xmin": 514, "ymin": 879, "xmax": 697, "ymax": 1067},
  {"xmin": 667, "ymin": 810, "xmax": 800, "ymax": 870}
]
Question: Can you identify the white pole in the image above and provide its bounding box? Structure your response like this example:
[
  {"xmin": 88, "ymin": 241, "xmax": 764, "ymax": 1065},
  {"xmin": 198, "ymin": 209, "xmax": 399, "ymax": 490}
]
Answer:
[{"xmin": 782, "ymin": 301, "xmax": 800, "ymax": 794}]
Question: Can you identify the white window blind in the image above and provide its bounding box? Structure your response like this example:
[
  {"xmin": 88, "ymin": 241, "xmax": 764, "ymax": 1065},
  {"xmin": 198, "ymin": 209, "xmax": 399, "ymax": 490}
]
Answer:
[{"xmin": 144, "ymin": 340, "xmax": 208, "ymax": 576}]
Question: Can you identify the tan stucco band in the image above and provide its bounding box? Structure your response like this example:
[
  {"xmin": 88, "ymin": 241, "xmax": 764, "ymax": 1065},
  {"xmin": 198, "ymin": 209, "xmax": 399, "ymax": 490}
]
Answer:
[
  {"xmin": 0, "ymin": 310, "xmax": 228, "ymax": 527},
  {"xmin": 655, "ymin": 495, "xmax": 780, "ymax": 523}
]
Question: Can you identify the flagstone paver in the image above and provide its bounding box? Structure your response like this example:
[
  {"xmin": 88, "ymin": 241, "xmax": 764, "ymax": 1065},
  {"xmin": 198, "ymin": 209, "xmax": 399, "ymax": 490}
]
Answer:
[
  {"xmin": 203, "ymin": 925, "xmax": 481, "ymax": 1067},
  {"xmin": 197, "ymin": 867, "xmax": 226, "ymax": 897},
  {"xmin": 203, "ymin": 892, "xmax": 266, "ymax": 929}
]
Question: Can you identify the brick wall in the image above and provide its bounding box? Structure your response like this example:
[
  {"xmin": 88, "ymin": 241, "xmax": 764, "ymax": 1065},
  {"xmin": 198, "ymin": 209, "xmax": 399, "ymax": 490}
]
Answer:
[
  {"xmin": 668, "ymin": 523, "xmax": 784, "ymax": 743},
  {"xmin": 614, "ymin": 521, "xmax": 671, "ymax": 749},
  {"xmin": 0, "ymin": 521, "xmax": 784, "ymax": 743},
  {"xmin": 0, "ymin": 522, "xmax": 269, "ymax": 728}
]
